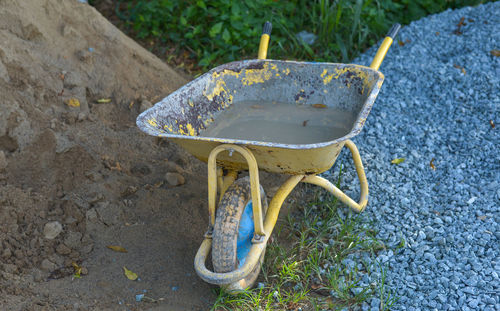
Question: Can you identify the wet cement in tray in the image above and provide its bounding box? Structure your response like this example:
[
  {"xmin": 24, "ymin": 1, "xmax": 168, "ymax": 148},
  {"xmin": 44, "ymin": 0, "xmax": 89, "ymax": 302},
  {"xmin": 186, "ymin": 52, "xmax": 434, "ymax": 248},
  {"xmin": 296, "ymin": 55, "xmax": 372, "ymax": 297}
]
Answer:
[{"xmin": 199, "ymin": 101, "xmax": 357, "ymax": 144}]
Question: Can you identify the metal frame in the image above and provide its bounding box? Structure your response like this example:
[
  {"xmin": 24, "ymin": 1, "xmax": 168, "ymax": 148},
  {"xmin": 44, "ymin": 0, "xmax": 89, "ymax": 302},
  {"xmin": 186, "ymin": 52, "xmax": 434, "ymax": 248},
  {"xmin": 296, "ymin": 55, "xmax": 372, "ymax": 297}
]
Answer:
[
  {"xmin": 207, "ymin": 144, "xmax": 265, "ymax": 238},
  {"xmin": 194, "ymin": 139, "xmax": 369, "ymax": 285}
]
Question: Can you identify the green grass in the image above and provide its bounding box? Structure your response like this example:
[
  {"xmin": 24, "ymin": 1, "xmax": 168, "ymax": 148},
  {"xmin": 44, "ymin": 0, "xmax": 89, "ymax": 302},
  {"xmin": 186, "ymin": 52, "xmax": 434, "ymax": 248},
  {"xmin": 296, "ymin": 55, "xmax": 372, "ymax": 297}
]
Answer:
[
  {"xmin": 97, "ymin": 0, "xmax": 491, "ymax": 72},
  {"xmin": 210, "ymin": 167, "xmax": 400, "ymax": 310}
]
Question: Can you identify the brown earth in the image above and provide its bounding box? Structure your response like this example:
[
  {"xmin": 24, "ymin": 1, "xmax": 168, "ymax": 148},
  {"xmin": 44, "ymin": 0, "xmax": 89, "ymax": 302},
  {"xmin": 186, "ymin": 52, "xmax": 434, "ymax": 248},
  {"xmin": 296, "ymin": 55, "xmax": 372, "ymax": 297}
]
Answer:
[
  {"xmin": 1, "ymin": 0, "xmax": 205, "ymax": 309},
  {"xmin": 0, "ymin": 1, "xmax": 304, "ymax": 310}
]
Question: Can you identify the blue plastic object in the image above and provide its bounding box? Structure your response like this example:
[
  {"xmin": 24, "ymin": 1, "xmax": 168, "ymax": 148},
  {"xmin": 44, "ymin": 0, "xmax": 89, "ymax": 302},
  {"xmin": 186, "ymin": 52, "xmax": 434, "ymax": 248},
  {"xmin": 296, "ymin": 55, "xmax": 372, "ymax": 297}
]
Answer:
[
  {"xmin": 236, "ymin": 201, "xmax": 254, "ymax": 267},
  {"xmin": 135, "ymin": 294, "xmax": 144, "ymax": 302}
]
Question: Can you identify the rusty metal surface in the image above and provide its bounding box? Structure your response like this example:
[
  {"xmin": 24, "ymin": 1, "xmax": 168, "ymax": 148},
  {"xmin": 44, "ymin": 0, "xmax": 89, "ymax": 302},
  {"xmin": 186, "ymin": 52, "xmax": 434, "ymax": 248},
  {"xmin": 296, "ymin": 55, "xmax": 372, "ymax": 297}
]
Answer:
[{"xmin": 136, "ymin": 59, "xmax": 384, "ymax": 173}]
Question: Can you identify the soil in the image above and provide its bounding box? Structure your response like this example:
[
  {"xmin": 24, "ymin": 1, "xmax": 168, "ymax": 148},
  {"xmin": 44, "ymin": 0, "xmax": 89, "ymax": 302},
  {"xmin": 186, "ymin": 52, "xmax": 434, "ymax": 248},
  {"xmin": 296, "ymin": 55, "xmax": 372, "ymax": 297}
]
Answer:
[{"xmin": 0, "ymin": 1, "xmax": 303, "ymax": 310}]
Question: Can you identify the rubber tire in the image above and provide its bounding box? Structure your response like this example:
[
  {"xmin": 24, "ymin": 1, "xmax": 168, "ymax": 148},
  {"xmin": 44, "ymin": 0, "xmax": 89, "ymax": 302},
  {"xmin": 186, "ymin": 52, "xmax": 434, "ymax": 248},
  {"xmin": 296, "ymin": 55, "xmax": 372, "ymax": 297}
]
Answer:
[{"xmin": 212, "ymin": 176, "xmax": 268, "ymax": 291}]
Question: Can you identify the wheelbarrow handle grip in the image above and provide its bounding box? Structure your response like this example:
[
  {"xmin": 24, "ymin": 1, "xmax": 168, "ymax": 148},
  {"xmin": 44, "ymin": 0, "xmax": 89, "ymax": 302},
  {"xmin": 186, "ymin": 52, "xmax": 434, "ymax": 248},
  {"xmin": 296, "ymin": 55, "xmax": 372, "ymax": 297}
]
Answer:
[
  {"xmin": 386, "ymin": 23, "xmax": 401, "ymax": 39},
  {"xmin": 262, "ymin": 21, "xmax": 272, "ymax": 35}
]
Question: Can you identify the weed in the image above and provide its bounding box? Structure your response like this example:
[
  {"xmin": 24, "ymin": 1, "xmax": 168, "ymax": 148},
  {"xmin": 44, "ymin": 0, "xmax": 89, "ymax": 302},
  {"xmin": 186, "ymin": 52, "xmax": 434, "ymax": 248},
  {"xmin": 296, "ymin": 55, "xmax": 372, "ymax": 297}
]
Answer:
[{"xmin": 378, "ymin": 262, "xmax": 399, "ymax": 310}]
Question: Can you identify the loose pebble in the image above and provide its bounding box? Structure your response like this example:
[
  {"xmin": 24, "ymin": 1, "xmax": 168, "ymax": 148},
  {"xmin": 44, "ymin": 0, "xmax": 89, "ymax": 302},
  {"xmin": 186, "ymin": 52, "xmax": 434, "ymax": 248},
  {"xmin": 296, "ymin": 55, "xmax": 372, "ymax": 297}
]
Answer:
[
  {"xmin": 40, "ymin": 259, "xmax": 57, "ymax": 272},
  {"xmin": 43, "ymin": 221, "xmax": 63, "ymax": 239},
  {"xmin": 165, "ymin": 172, "xmax": 185, "ymax": 186}
]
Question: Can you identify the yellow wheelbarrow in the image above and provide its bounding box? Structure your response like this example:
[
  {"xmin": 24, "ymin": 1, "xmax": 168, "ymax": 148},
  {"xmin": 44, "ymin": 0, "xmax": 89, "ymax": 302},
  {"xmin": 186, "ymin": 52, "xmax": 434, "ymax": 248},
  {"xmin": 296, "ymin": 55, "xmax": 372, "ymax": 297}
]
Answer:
[{"xmin": 137, "ymin": 22, "xmax": 400, "ymax": 291}]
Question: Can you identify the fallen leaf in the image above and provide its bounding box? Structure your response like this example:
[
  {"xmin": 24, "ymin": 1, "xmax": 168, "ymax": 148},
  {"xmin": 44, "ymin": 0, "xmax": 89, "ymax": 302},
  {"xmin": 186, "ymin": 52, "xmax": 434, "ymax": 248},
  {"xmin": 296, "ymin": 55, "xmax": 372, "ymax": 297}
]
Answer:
[
  {"xmin": 154, "ymin": 181, "xmax": 164, "ymax": 188},
  {"xmin": 97, "ymin": 98, "xmax": 111, "ymax": 103},
  {"xmin": 302, "ymin": 120, "xmax": 309, "ymax": 127},
  {"xmin": 477, "ymin": 215, "xmax": 487, "ymax": 221},
  {"xmin": 490, "ymin": 50, "xmax": 500, "ymax": 57},
  {"xmin": 453, "ymin": 17, "xmax": 466, "ymax": 35},
  {"xmin": 490, "ymin": 120, "xmax": 495, "ymax": 128},
  {"xmin": 66, "ymin": 98, "xmax": 80, "ymax": 107},
  {"xmin": 123, "ymin": 266, "xmax": 138, "ymax": 280},
  {"xmin": 312, "ymin": 104, "xmax": 327, "ymax": 108},
  {"xmin": 102, "ymin": 155, "xmax": 114, "ymax": 169},
  {"xmin": 129, "ymin": 101, "xmax": 135, "ymax": 109},
  {"xmin": 391, "ymin": 158, "xmax": 405, "ymax": 165},
  {"xmin": 435, "ymin": 31, "xmax": 440, "ymax": 35},
  {"xmin": 107, "ymin": 245, "xmax": 128, "ymax": 253},
  {"xmin": 72, "ymin": 262, "xmax": 82, "ymax": 278},
  {"xmin": 121, "ymin": 186, "xmax": 138, "ymax": 197},
  {"xmin": 430, "ymin": 158, "xmax": 436, "ymax": 170},
  {"xmin": 398, "ymin": 39, "xmax": 411, "ymax": 46},
  {"xmin": 311, "ymin": 283, "xmax": 324, "ymax": 290},
  {"xmin": 453, "ymin": 64, "xmax": 466, "ymax": 75}
]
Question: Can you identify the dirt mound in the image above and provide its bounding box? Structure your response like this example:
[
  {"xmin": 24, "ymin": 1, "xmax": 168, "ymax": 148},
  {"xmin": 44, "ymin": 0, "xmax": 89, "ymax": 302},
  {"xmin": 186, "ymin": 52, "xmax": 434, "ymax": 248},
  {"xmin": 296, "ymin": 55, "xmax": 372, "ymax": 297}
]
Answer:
[{"xmin": 0, "ymin": 0, "xmax": 218, "ymax": 309}]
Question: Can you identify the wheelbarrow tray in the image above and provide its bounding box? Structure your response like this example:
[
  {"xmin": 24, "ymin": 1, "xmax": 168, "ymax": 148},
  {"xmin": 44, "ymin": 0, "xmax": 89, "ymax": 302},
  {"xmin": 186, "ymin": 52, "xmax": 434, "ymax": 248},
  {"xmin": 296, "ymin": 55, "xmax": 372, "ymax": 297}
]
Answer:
[{"xmin": 137, "ymin": 59, "xmax": 384, "ymax": 175}]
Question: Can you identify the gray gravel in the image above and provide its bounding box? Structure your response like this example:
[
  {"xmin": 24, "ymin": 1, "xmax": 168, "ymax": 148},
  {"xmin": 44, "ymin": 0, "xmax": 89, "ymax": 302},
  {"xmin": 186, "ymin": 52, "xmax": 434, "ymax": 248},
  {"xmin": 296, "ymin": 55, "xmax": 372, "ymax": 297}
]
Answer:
[{"xmin": 323, "ymin": 2, "xmax": 499, "ymax": 310}]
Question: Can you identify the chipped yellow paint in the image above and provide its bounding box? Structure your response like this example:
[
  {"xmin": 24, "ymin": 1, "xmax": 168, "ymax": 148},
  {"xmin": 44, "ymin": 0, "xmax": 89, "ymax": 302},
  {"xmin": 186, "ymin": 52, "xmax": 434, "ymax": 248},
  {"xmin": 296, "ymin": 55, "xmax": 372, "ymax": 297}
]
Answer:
[
  {"xmin": 186, "ymin": 123, "xmax": 196, "ymax": 136},
  {"xmin": 203, "ymin": 70, "xmax": 235, "ymax": 110},
  {"xmin": 177, "ymin": 123, "xmax": 196, "ymax": 136},
  {"xmin": 319, "ymin": 66, "xmax": 373, "ymax": 94},
  {"xmin": 163, "ymin": 124, "xmax": 174, "ymax": 132},
  {"xmin": 177, "ymin": 124, "xmax": 186, "ymax": 135},
  {"xmin": 147, "ymin": 118, "xmax": 158, "ymax": 127},
  {"xmin": 211, "ymin": 69, "xmax": 241, "ymax": 79},
  {"xmin": 241, "ymin": 62, "xmax": 277, "ymax": 86},
  {"xmin": 204, "ymin": 79, "xmax": 228, "ymax": 101}
]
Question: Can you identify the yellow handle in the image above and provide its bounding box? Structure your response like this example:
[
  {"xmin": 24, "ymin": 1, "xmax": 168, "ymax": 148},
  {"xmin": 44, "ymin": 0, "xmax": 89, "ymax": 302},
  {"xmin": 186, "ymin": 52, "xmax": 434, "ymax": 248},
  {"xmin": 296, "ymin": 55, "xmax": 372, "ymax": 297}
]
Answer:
[
  {"xmin": 258, "ymin": 21, "xmax": 272, "ymax": 59},
  {"xmin": 370, "ymin": 23, "xmax": 401, "ymax": 71}
]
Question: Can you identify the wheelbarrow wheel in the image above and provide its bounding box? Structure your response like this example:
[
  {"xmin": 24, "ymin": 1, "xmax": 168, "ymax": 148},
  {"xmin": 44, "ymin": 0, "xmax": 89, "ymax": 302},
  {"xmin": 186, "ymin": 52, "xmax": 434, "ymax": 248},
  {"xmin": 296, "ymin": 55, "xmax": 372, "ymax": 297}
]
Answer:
[{"xmin": 212, "ymin": 176, "xmax": 268, "ymax": 292}]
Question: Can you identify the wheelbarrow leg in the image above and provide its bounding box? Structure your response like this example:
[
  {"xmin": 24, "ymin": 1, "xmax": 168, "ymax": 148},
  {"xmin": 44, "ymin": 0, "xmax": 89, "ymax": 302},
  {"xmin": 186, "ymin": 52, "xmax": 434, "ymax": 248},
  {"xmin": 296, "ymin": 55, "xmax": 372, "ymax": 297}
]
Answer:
[{"xmin": 302, "ymin": 139, "xmax": 368, "ymax": 213}]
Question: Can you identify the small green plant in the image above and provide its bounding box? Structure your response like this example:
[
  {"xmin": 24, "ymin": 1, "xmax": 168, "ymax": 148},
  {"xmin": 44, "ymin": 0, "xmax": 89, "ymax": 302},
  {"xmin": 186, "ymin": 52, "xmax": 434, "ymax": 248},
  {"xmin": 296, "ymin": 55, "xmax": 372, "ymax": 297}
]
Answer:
[{"xmin": 378, "ymin": 262, "xmax": 400, "ymax": 310}]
